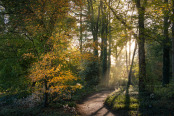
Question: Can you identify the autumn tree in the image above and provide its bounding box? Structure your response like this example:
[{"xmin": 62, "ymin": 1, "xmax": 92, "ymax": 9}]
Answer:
[
  {"xmin": 29, "ymin": 33, "xmax": 82, "ymax": 106},
  {"xmin": 0, "ymin": 0, "xmax": 83, "ymax": 106}
]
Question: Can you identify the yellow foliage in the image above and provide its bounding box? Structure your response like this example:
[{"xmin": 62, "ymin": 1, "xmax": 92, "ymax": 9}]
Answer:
[{"xmin": 29, "ymin": 32, "xmax": 82, "ymax": 95}]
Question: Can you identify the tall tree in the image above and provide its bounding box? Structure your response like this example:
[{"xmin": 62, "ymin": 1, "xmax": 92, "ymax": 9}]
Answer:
[
  {"xmin": 172, "ymin": 0, "xmax": 174, "ymax": 81},
  {"xmin": 1, "ymin": 0, "xmax": 81, "ymax": 107},
  {"xmin": 107, "ymin": 0, "xmax": 112, "ymax": 86},
  {"xmin": 80, "ymin": 5, "xmax": 83, "ymax": 53},
  {"xmin": 86, "ymin": 0, "xmax": 101, "ymax": 84},
  {"xmin": 136, "ymin": 0, "xmax": 147, "ymax": 92},
  {"xmin": 87, "ymin": 0, "xmax": 101, "ymax": 57},
  {"xmin": 162, "ymin": 0, "xmax": 170, "ymax": 85},
  {"xmin": 100, "ymin": 1, "xmax": 108, "ymax": 85}
]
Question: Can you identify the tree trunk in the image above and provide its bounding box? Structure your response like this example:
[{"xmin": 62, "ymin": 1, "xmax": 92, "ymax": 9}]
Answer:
[
  {"xmin": 107, "ymin": 0, "xmax": 112, "ymax": 87},
  {"xmin": 126, "ymin": 43, "xmax": 128, "ymax": 74},
  {"xmin": 80, "ymin": 6, "xmax": 83, "ymax": 54},
  {"xmin": 44, "ymin": 79, "xmax": 48, "ymax": 107},
  {"xmin": 136, "ymin": 0, "xmax": 147, "ymax": 92},
  {"xmin": 163, "ymin": 0, "xmax": 170, "ymax": 85},
  {"xmin": 87, "ymin": 0, "xmax": 100, "ymax": 57},
  {"xmin": 101, "ymin": 2, "xmax": 108, "ymax": 85},
  {"xmin": 125, "ymin": 28, "xmax": 128, "ymax": 74},
  {"xmin": 172, "ymin": 0, "xmax": 174, "ymax": 82},
  {"xmin": 129, "ymin": 36, "xmax": 131, "ymax": 65},
  {"xmin": 115, "ymin": 45, "xmax": 118, "ymax": 67},
  {"xmin": 87, "ymin": 0, "xmax": 101, "ymax": 84},
  {"xmin": 128, "ymin": 42, "xmax": 137, "ymax": 86}
]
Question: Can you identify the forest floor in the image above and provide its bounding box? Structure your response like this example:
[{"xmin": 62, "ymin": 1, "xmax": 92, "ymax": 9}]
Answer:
[{"xmin": 77, "ymin": 89, "xmax": 119, "ymax": 116}]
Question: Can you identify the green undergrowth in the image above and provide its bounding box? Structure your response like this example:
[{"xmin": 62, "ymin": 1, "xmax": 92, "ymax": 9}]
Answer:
[
  {"xmin": 71, "ymin": 85, "xmax": 98, "ymax": 102},
  {"xmin": 105, "ymin": 85, "xmax": 174, "ymax": 116},
  {"xmin": 0, "ymin": 85, "xmax": 98, "ymax": 116},
  {"xmin": 105, "ymin": 86, "xmax": 139, "ymax": 116}
]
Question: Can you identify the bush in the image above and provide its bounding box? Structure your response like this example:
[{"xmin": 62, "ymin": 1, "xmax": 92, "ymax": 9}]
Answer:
[
  {"xmin": 153, "ymin": 83, "xmax": 174, "ymax": 100},
  {"xmin": 79, "ymin": 56, "xmax": 100, "ymax": 86}
]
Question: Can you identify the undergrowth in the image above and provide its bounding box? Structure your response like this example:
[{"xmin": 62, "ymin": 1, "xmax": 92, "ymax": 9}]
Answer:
[
  {"xmin": 105, "ymin": 85, "xmax": 174, "ymax": 116},
  {"xmin": 0, "ymin": 85, "xmax": 98, "ymax": 116}
]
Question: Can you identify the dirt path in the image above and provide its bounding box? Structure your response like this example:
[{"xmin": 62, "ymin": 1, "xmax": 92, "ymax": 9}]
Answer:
[{"xmin": 77, "ymin": 90, "xmax": 119, "ymax": 116}]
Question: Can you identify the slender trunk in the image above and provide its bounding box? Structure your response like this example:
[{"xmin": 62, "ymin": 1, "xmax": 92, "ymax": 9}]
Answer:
[
  {"xmin": 163, "ymin": 0, "xmax": 170, "ymax": 85},
  {"xmin": 107, "ymin": 0, "xmax": 112, "ymax": 87},
  {"xmin": 80, "ymin": 6, "xmax": 83, "ymax": 54},
  {"xmin": 124, "ymin": 16, "xmax": 128, "ymax": 74},
  {"xmin": 129, "ymin": 36, "xmax": 131, "ymax": 65},
  {"xmin": 44, "ymin": 79, "xmax": 48, "ymax": 107},
  {"xmin": 114, "ymin": 45, "xmax": 118, "ymax": 78},
  {"xmin": 128, "ymin": 42, "xmax": 137, "ymax": 86},
  {"xmin": 126, "ymin": 43, "xmax": 128, "ymax": 74},
  {"xmin": 125, "ymin": 28, "xmax": 128, "ymax": 74},
  {"xmin": 115, "ymin": 46, "xmax": 118, "ymax": 67},
  {"xmin": 100, "ymin": 0, "xmax": 104, "ymax": 63}
]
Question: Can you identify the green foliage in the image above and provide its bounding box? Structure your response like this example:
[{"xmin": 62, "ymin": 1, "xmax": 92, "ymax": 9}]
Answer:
[
  {"xmin": 153, "ymin": 83, "xmax": 174, "ymax": 100},
  {"xmin": 105, "ymin": 85, "xmax": 174, "ymax": 116},
  {"xmin": 0, "ymin": 34, "xmax": 34, "ymax": 92},
  {"xmin": 72, "ymin": 85, "xmax": 97, "ymax": 101},
  {"xmin": 145, "ymin": 41, "xmax": 163, "ymax": 86},
  {"xmin": 80, "ymin": 56, "xmax": 100, "ymax": 86}
]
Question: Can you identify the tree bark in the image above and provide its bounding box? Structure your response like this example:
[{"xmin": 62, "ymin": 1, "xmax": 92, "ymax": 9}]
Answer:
[
  {"xmin": 80, "ymin": 6, "xmax": 83, "ymax": 54},
  {"xmin": 87, "ymin": 0, "xmax": 101, "ymax": 57},
  {"xmin": 163, "ymin": 0, "xmax": 170, "ymax": 85},
  {"xmin": 87, "ymin": 0, "xmax": 101, "ymax": 83},
  {"xmin": 136, "ymin": 0, "xmax": 147, "ymax": 92},
  {"xmin": 101, "ymin": 1, "xmax": 108, "ymax": 85},
  {"xmin": 125, "ymin": 28, "xmax": 128, "ymax": 74},
  {"xmin": 128, "ymin": 42, "xmax": 137, "ymax": 86},
  {"xmin": 172, "ymin": 0, "xmax": 174, "ymax": 82},
  {"xmin": 44, "ymin": 79, "xmax": 48, "ymax": 107},
  {"xmin": 107, "ymin": 0, "xmax": 112, "ymax": 87},
  {"xmin": 129, "ymin": 36, "xmax": 131, "ymax": 65}
]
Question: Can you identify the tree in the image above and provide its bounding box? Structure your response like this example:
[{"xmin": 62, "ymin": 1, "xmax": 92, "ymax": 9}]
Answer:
[
  {"xmin": 172, "ymin": 0, "xmax": 174, "ymax": 81},
  {"xmin": 29, "ymin": 33, "xmax": 82, "ymax": 106},
  {"xmin": 107, "ymin": 0, "xmax": 112, "ymax": 87},
  {"xmin": 135, "ymin": 0, "xmax": 147, "ymax": 92},
  {"xmin": 87, "ymin": 0, "xmax": 101, "ymax": 57},
  {"xmin": 100, "ymin": 1, "xmax": 108, "ymax": 85},
  {"xmin": 162, "ymin": 0, "xmax": 170, "ymax": 85},
  {"xmin": 0, "ymin": 0, "xmax": 82, "ymax": 107}
]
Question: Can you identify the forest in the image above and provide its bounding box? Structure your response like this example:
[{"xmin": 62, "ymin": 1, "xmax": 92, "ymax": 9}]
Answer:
[{"xmin": 0, "ymin": 0, "xmax": 174, "ymax": 115}]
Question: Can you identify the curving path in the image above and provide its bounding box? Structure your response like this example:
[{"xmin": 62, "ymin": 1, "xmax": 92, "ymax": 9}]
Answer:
[{"xmin": 77, "ymin": 90, "xmax": 119, "ymax": 116}]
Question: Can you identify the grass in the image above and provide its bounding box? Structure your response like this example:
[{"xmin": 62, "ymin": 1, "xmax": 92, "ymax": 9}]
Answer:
[
  {"xmin": 104, "ymin": 85, "xmax": 174, "ymax": 116},
  {"xmin": 105, "ymin": 86, "xmax": 139, "ymax": 116}
]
